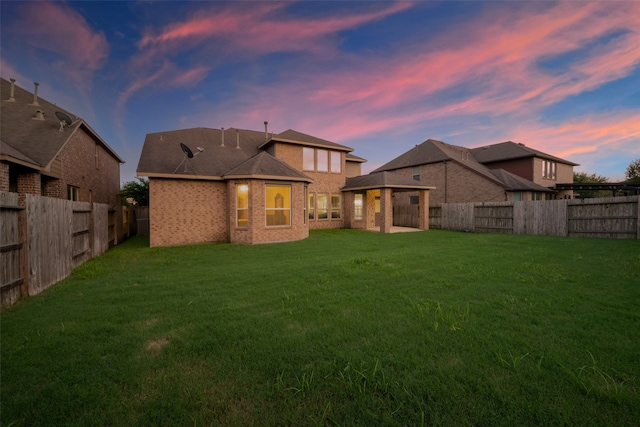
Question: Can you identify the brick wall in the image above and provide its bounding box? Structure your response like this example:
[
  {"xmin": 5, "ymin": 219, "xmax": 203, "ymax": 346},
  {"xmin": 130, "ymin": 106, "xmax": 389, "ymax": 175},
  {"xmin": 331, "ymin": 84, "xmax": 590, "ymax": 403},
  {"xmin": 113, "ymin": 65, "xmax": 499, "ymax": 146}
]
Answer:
[
  {"xmin": 0, "ymin": 163, "xmax": 9, "ymax": 192},
  {"xmin": 391, "ymin": 161, "xmax": 506, "ymax": 204},
  {"xmin": 272, "ymin": 142, "xmax": 347, "ymax": 230},
  {"xmin": 57, "ymin": 126, "xmax": 122, "ymax": 241},
  {"xmin": 17, "ymin": 172, "xmax": 40, "ymax": 205},
  {"xmin": 150, "ymin": 178, "xmax": 227, "ymax": 247},
  {"xmin": 58, "ymin": 128, "xmax": 120, "ymax": 207}
]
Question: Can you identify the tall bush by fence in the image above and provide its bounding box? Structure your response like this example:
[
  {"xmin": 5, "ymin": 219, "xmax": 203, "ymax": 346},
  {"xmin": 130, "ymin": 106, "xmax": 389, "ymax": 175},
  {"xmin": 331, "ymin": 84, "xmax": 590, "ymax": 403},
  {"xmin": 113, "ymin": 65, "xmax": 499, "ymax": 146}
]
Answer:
[
  {"xmin": 1, "ymin": 192, "xmax": 110, "ymax": 309},
  {"xmin": 428, "ymin": 196, "xmax": 639, "ymax": 239}
]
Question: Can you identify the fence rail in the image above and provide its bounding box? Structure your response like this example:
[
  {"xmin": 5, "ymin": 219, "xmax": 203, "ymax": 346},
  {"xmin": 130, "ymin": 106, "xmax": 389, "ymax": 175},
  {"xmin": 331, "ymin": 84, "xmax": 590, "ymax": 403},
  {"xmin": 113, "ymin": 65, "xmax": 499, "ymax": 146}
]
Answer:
[
  {"xmin": 427, "ymin": 196, "xmax": 639, "ymax": 239},
  {"xmin": 1, "ymin": 192, "xmax": 111, "ymax": 309}
]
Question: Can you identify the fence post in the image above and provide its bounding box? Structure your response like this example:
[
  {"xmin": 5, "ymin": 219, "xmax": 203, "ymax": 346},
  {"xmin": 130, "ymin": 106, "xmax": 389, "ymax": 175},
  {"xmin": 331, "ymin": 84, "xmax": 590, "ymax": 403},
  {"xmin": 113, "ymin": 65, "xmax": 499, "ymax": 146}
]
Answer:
[
  {"xmin": 637, "ymin": 196, "xmax": 640, "ymax": 240},
  {"xmin": 18, "ymin": 207, "xmax": 29, "ymax": 298}
]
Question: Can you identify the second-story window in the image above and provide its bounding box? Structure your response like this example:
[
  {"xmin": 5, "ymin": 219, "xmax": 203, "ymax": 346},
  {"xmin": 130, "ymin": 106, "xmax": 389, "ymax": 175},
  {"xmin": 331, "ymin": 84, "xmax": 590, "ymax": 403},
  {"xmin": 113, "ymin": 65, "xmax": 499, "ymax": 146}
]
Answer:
[
  {"xmin": 542, "ymin": 160, "xmax": 557, "ymax": 180},
  {"xmin": 331, "ymin": 151, "xmax": 341, "ymax": 173},
  {"xmin": 317, "ymin": 149, "xmax": 328, "ymax": 172},
  {"xmin": 413, "ymin": 166, "xmax": 420, "ymax": 181},
  {"xmin": 303, "ymin": 147, "xmax": 314, "ymax": 171}
]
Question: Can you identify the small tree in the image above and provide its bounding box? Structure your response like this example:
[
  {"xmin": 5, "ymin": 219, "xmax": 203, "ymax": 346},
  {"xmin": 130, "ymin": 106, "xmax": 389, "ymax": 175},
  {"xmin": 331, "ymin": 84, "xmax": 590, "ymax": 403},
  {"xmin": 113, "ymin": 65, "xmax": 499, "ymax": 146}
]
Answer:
[
  {"xmin": 625, "ymin": 158, "xmax": 640, "ymax": 182},
  {"xmin": 120, "ymin": 177, "xmax": 149, "ymax": 206},
  {"xmin": 573, "ymin": 172, "xmax": 609, "ymax": 199}
]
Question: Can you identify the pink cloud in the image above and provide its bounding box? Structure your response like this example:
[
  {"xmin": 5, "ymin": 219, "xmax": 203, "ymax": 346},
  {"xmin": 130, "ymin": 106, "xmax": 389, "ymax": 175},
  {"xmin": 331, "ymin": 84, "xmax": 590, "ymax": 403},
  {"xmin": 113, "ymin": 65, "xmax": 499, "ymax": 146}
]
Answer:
[
  {"xmin": 10, "ymin": 1, "xmax": 109, "ymax": 91},
  {"xmin": 138, "ymin": 1, "xmax": 413, "ymax": 56}
]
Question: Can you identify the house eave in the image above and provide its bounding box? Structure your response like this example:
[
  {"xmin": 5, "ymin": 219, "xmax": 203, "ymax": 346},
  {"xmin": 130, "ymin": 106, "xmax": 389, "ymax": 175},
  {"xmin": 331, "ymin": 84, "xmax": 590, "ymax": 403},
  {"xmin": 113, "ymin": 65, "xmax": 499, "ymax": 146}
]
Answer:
[
  {"xmin": 138, "ymin": 172, "xmax": 224, "ymax": 180},
  {"xmin": 223, "ymin": 173, "xmax": 313, "ymax": 183},
  {"xmin": 342, "ymin": 184, "xmax": 436, "ymax": 192},
  {"xmin": 260, "ymin": 137, "xmax": 353, "ymax": 152}
]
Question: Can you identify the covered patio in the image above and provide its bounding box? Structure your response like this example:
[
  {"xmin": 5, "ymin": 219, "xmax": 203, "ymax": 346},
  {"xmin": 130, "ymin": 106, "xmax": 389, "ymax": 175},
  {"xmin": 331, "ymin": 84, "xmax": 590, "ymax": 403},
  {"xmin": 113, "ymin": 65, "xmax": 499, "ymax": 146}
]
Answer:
[{"xmin": 342, "ymin": 172, "xmax": 435, "ymax": 233}]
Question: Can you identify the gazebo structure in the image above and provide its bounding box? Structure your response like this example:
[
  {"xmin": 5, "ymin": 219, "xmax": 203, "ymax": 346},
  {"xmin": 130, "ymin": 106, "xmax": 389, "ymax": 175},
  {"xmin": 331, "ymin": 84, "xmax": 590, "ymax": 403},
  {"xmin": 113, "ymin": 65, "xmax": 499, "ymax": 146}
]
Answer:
[{"xmin": 342, "ymin": 171, "xmax": 435, "ymax": 233}]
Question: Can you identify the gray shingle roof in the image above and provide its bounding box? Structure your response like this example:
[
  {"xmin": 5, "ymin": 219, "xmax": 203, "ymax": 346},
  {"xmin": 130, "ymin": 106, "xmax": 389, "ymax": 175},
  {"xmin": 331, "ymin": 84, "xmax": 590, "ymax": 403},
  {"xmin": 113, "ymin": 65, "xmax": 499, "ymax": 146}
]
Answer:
[
  {"xmin": 489, "ymin": 169, "xmax": 553, "ymax": 192},
  {"xmin": 224, "ymin": 151, "xmax": 312, "ymax": 182},
  {"xmin": 137, "ymin": 127, "xmax": 347, "ymax": 180},
  {"xmin": 342, "ymin": 171, "xmax": 435, "ymax": 191},
  {"xmin": 372, "ymin": 139, "xmax": 451, "ymax": 172},
  {"xmin": 470, "ymin": 141, "xmax": 578, "ymax": 166},
  {"xmin": 0, "ymin": 78, "xmax": 124, "ymax": 168},
  {"xmin": 263, "ymin": 129, "xmax": 353, "ymax": 152}
]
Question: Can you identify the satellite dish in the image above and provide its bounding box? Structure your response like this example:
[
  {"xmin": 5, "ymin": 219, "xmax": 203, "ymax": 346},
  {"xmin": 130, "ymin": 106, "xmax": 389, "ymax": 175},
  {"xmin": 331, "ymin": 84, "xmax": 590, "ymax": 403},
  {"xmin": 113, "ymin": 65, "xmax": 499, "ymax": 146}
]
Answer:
[
  {"xmin": 174, "ymin": 143, "xmax": 203, "ymax": 174},
  {"xmin": 180, "ymin": 143, "xmax": 194, "ymax": 158},
  {"xmin": 55, "ymin": 111, "xmax": 73, "ymax": 131}
]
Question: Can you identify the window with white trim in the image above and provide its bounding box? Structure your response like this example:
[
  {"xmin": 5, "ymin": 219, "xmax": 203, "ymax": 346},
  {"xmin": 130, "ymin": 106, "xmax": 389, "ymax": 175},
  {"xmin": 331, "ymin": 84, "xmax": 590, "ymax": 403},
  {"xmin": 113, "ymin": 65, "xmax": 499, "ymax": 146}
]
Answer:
[{"xmin": 67, "ymin": 185, "xmax": 79, "ymax": 201}]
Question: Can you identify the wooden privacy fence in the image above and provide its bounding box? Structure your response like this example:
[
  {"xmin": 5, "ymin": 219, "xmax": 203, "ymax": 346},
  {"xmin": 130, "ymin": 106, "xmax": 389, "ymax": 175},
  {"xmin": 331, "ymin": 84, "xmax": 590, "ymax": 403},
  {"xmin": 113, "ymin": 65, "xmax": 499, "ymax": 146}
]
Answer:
[
  {"xmin": 427, "ymin": 196, "xmax": 639, "ymax": 239},
  {"xmin": 1, "ymin": 192, "xmax": 110, "ymax": 309}
]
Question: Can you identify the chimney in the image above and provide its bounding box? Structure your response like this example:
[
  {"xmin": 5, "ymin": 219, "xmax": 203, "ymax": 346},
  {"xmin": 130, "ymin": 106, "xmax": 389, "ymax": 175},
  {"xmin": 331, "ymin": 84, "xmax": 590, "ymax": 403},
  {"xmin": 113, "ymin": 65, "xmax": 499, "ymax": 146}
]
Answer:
[
  {"xmin": 221, "ymin": 127, "xmax": 225, "ymax": 147},
  {"xmin": 7, "ymin": 78, "xmax": 16, "ymax": 102},
  {"xmin": 34, "ymin": 109, "xmax": 45, "ymax": 120},
  {"xmin": 236, "ymin": 129, "xmax": 240, "ymax": 149},
  {"xmin": 31, "ymin": 82, "xmax": 40, "ymax": 106},
  {"xmin": 264, "ymin": 121, "xmax": 268, "ymax": 141}
]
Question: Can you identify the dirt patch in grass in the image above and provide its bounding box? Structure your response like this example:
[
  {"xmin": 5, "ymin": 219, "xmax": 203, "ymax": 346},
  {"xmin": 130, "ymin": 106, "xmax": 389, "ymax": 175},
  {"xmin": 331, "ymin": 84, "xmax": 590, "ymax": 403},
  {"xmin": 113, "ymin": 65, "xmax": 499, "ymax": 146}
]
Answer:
[{"xmin": 146, "ymin": 337, "xmax": 170, "ymax": 354}]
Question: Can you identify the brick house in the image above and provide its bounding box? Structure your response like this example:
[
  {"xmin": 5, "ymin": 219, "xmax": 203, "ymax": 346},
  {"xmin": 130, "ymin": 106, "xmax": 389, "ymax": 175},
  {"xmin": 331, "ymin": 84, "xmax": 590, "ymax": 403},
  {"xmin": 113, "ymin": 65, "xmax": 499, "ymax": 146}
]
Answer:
[
  {"xmin": 137, "ymin": 125, "xmax": 433, "ymax": 246},
  {"xmin": 373, "ymin": 138, "xmax": 577, "ymax": 205},
  {"xmin": 0, "ymin": 78, "xmax": 125, "ymax": 241}
]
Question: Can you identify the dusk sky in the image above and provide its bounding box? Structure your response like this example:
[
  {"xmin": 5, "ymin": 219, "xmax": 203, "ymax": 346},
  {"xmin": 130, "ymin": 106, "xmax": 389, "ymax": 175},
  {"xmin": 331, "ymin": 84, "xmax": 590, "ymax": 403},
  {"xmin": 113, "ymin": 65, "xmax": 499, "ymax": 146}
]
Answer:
[{"xmin": 2, "ymin": 1, "xmax": 639, "ymax": 184}]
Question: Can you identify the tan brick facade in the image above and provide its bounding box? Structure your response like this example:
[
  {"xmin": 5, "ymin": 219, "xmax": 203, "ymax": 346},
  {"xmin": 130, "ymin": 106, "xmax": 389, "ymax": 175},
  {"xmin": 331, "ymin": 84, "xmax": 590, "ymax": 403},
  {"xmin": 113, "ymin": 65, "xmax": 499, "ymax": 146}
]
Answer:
[
  {"xmin": 393, "ymin": 161, "xmax": 507, "ymax": 205},
  {"xmin": 273, "ymin": 142, "xmax": 347, "ymax": 230},
  {"xmin": 149, "ymin": 178, "xmax": 227, "ymax": 247},
  {"xmin": 150, "ymin": 178, "xmax": 309, "ymax": 247}
]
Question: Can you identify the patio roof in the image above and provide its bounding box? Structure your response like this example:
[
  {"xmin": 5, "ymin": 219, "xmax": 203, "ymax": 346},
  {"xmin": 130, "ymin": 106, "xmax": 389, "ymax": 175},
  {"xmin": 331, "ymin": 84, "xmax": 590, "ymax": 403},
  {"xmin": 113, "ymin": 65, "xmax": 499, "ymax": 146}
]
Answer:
[{"xmin": 342, "ymin": 171, "xmax": 435, "ymax": 192}]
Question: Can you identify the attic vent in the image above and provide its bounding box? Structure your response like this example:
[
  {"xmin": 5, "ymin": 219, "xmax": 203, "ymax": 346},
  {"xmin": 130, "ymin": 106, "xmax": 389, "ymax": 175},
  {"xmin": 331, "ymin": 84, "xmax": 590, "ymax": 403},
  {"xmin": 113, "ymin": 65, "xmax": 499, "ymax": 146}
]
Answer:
[
  {"xmin": 33, "ymin": 109, "xmax": 45, "ymax": 120},
  {"xmin": 7, "ymin": 78, "xmax": 16, "ymax": 102},
  {"xmin": 31, "ymin": 82, "xmax": 40, "ymax": 106}
]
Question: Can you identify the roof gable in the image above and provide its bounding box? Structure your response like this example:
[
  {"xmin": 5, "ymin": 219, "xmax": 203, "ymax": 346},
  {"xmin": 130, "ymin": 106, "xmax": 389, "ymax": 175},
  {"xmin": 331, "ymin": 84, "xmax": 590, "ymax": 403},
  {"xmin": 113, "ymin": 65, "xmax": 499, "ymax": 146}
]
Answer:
[
  {"xmin": 342, "ymin": 171, "xmax": 435, "ymax": 191},
  {"xmin": 372, "ymin": 139, "xmax": 451, "ymax": 172},
  {"xmin": 471, "ymin": 141, "xmax": 578, "ymax": 166},
  {"xmin": 264, "ymin": 129, "xmax": 353, "ymax": 152},
  {"xmin": 224, "ymin": 151, "xmax": 312, "ymax": 182},
  {"xmin": 0, "ymin": 78, "xmax": 124, "ymax": 167}
]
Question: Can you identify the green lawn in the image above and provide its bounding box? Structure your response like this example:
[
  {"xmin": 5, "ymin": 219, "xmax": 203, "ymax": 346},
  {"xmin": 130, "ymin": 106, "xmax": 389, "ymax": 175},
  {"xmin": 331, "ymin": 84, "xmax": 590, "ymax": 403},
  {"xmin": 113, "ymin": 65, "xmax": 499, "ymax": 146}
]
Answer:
[{"xmin": 1, "ymin": 230, "xmax": 639, "ymax": 426}]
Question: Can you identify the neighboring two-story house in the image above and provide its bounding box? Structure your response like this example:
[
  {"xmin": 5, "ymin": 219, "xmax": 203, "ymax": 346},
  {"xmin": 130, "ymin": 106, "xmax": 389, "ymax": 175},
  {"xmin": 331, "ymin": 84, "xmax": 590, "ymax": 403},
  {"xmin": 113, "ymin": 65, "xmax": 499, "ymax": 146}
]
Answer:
[
  {"xmin": 373, "ymin": 138, "xmax": 577, "ymax": 205},
  {"xmin": 0, "ymin": 78, "xmax": 125, "ymax": 241},
  {"xmin": 136, "ymin": 125, "xmax": 433, "ymax": 246}
]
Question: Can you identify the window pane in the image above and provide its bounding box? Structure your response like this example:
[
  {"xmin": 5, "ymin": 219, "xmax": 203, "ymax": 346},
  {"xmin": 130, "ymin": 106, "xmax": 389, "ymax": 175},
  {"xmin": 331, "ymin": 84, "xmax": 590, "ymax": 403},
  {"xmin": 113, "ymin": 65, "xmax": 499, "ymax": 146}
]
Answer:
[
  {"xmin": 266, "ymin": 184, "xmax": 291, "ymax": 226},
  {"xmin": 413, "ymin": 166, "xmax": 420, "ymax": 181},
  {"xmin": 237, "ymin": 184, "xmax": 249, "ymax": 227},
  {"xmin": 330, "ymin": 151, "xmax": 341, "ymax": 173},
  {"xmin": 308, "ymin": 193, "xmax": 315, "ymax": 220},
  {"xmin": 303, "ymin": 147, "xmax": 314, "ymax": 171},
  {"xmin": 266, "ymin": 185, "xmax": 291, "ymax": 208},
  {"xmin": 331, "ymin": 194, "xmax": 341, "ymax": 219},
  {"xmin": 317, "ymin": 149, "xmax": 328, "ymax": 172},
  {"xmin": 317, "ymin": 193, "xmax": 328, "ymax": 219},
  {"xmin": 354, "ymin": 194, "xmax": 363, "ymax": 220}
]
